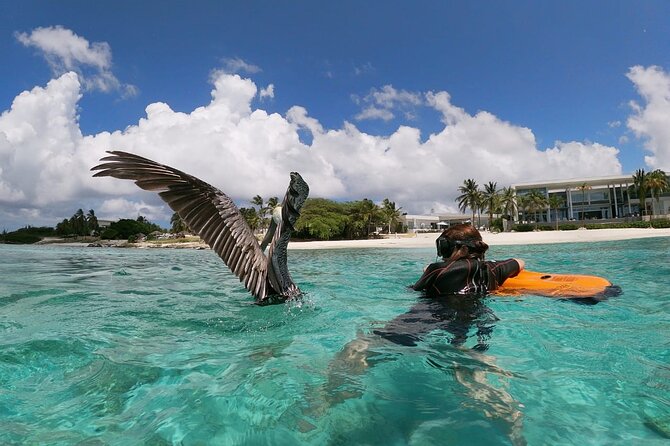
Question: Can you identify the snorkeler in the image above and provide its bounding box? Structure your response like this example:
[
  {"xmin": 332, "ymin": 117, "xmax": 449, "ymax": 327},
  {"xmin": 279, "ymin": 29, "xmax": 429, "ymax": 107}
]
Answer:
[
  {"xmin": 412, "ymin": 223, "xmax": 525, "ymax": 296},
  {"xmin": 307, "ymin": 223, "xmax": 529, "ymax": 445}
]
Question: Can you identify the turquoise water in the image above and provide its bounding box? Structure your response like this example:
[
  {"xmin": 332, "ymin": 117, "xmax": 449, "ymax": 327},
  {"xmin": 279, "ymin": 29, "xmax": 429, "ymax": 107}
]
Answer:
[{"xmin": 1, "ymin": 238, "xmax": 669, "ymax": 445}]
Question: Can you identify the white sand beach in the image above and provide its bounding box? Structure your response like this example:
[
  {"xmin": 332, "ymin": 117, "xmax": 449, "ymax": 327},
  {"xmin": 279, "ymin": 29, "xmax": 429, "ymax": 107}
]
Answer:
[
  {"xmin": 287, "ymin": 227, "xmax": 670, "ymax": 250},
  {"xmin": 33, "ymin": 227, "xmax": 670, "ymax": 250}
]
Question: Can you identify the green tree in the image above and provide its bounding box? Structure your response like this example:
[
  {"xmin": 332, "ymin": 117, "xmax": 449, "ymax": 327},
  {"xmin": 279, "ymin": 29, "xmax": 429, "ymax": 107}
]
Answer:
[
  {"xmin": 55, "ymin": 218, "xmax": 73, "ymax": 236},
  {"xmin": 349, "ymin": 198, "xmax": 380, "ymax": 238},
  {"xmin": 575, "ymin": 182, "xmax": 592, "ymax": 224},
  {"xmin": 526, "ymin": 190, "xmax": 548, "ymax": 229},
  {"xmin": 647, "ymin": 169, "xmax": 668, "ymax": 216},
  {"xmin": 547, "ymin": 195, "xmax": 565, "ymax": 231},
  {"xmin": 267, "ymin": 196, "xmax": 279, "ymax": 210},
  {"xmin": 170, "ymin": 212, "xmax": 188, "ymax": 233},
  {"xmin": 516, "ymin": 194, "xmax": 531, "ymax": 224},
  {"xmin": 498, "ymin": 187, "xmax": 517, "ymax": 230},
  {"xmin": 482, "ymin": 182, "xmax": 499, "ymax": 230},
  {"xmin": 381, "ymin": 198, "xmax": 403, "ymax": 233},
  {"xmin": 631, "ymin": 169, "xmax": 648, "ymax": 216},
  {"xmin": 251, "ymin": 195, "xmax": 269, "ymax": 230},
  {"xmin": 456, "ymin": 179, "xmax": 480, "ymax": 225},
  {"xmin": 70, "ymin": 208, "xmax": 87, "ymax": 236},
  {"xmin": 294, "ymin": 198, "xmax": 349, "ymax": 240},
  {"xmin": 86, "ymin": 209, "xmax": 99, "ymax": 234},
  {"xmin": 108, "ymin": 218, "xmax": 161, "ymax": 240},
  {"xmin": 239, "ymin": 207, "xmax": 260, "ymax": 232}
]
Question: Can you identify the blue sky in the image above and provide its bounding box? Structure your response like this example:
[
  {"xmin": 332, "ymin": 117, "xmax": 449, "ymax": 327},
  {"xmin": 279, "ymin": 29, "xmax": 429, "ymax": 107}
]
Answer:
[{"xmin": 1, "ymin": 1, "xmax": 670, "ymax": 230}]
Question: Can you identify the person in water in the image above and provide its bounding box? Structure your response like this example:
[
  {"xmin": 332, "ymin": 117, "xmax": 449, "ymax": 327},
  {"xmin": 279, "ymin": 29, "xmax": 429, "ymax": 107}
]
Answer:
[
  {"xmin": 413, "ymin": 223, "xmax": 524, "ymax": 296},
  {"xmin": 305, "ymin": 223, "xmax": 528, "ymax": 445}
]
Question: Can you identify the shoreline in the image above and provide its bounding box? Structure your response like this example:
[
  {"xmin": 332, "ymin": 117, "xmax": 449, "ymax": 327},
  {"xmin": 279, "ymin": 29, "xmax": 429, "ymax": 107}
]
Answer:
[
  {"xmin": 288, "ymin": 227, "xmax": 670, "ymax": 250},
  {"xmin": 24, "ymin": 227, "xmax": 670, "ymax": 250}
]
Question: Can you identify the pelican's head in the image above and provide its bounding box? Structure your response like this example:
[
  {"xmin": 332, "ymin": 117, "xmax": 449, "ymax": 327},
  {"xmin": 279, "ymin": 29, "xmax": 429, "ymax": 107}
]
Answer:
[{"xmin": 288, "ymin": 172, "xmax": 309, "ymax": 213}]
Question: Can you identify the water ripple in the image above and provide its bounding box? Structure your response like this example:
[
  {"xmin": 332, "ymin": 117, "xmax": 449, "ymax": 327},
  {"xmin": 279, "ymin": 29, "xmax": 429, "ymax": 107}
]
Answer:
[{"xmin": 0, "ymin": 239, "xmax": 669, "ymax": 444}]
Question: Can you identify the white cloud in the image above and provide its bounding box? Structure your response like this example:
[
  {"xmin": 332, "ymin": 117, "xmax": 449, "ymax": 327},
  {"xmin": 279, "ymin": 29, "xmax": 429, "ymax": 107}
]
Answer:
[
  {"xmin": 16, "ymin": 26, "xmax": 137, "ymax": 96},
  {"xmin": 354, "ymin": 62, "xmax": 374, "ymax": 76},
  {"xmin": 286, "ymin": 106, "xmax": 324, "ymax": 135},
  {"xmin": 626, "ymin": 65, "xmax": 670, "ymax": 169},
  {"xmin": 98, "ymin": 198, "xmax": 168, "ymax": 222},
  {"xmin": 259, "ymin": 84, "xmax": 275, "ymax": 99},
  {"xmin": 0, "ymin": 70, "xmax": 624, "ymax": 230},
  {"xmin": 355, "ymin": 85, "xmax": 423, "ymax": 121},
  {"xmin": 355, "ymin": 106, "xmax": 395, "ymax": 121},
  {"xmin": 220, "ymin": 57, "xmax": 261, "ymax": 74}
]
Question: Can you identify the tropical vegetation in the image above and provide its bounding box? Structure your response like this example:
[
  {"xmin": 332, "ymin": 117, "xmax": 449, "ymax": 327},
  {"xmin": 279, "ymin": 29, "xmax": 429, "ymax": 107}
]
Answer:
[
  {"xmin": 55, "ymin": 209, "xmax": 100, "ymax": 236},
  {"xmin": 292, "ymin": 198, "xmax": 403, "ymax": 240},
  {"xmin": 100, "ymin": 217, "xmax": 162, "ymax": 240},
  {"xmin": 454, "ymin": 168, "xmax": 669, "ymax": 231}
]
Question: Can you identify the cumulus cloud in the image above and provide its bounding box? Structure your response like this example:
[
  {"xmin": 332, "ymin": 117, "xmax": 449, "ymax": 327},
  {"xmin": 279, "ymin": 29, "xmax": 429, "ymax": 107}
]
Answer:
[
  {"xmin": 259, "ymin": 84, "xmax": 275, "ymax": 99},
  {"xmin": 626, "ymin": 65, "xmax": 670, "ymax": 169},
  {"xmin": 0, "ymin": 70, "xmax": 624, "ymax": 230},
  {"xmin": 355, "ymin": 106, "xmax": 395, "ymax": 121},
  {"xmin": 98, "ymin": 198, "xmax": 167, "ymax": 222},
  {"xmin": 16, "ymin": 26, "xmax": 137, "ymax": 97},
  {"xmin": 354, "ymin": 85, "xmax": 423, "ymax": 121},
  {"xmin": 220, "ymin": 57, "xmax": 261, "ymax": 74}
]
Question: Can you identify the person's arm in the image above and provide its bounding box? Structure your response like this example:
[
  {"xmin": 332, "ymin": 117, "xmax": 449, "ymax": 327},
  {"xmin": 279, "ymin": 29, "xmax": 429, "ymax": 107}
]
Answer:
[
  {"xmin": 489, "ymin": 258, "xmax": 524, "ymax": 288},
  {"xmin": 412, "ymin": 263, "xmax": 437, "ymax": 291}
]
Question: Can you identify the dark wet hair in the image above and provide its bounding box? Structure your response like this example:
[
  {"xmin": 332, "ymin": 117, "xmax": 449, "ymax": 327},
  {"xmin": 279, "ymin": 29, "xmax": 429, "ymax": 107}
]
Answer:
[{"xmin": 435, "ymin": 223, "xmax": 488, "ymax": 260}]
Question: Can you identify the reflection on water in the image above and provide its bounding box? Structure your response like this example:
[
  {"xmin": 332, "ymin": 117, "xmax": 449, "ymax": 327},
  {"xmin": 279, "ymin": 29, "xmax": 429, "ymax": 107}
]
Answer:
[
  {"xmin": 0, "ymin": 238, "xmax": 669, "ymax": 444},
  {"xmin": 320, "ymin": 294, "xmax": 524, "ymax": 445},
  {"xmin": 373, "ymin": 294, "xmax": 499, "ymax": 349}
]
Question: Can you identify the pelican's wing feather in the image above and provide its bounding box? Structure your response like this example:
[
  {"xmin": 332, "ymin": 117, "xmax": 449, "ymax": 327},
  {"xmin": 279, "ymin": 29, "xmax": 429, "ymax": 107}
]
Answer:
[{"xmin": 92, "ymin": 151, "xmax": 269, "ymax": 300}]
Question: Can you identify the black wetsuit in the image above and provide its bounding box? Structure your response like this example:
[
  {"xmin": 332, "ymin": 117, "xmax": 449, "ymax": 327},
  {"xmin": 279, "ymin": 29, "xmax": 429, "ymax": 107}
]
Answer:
[
  {"xmin": 412, "ymin": 258, "xmax": 521, "ymax": 296},
  {"xmin": 372, "ymin": 258, "xmax": 521, "ymax": 349}
]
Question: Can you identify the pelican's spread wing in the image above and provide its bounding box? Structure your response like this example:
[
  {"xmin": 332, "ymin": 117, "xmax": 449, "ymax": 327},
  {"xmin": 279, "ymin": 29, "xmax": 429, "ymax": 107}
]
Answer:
[{"xmin": 91, "ymin": 151, "xmax": 270, "ymax": 300}]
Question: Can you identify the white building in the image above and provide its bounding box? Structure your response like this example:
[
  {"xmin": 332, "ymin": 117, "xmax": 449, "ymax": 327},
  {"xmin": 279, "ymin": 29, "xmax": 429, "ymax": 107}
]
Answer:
[{"xmin": 513, "ymin": 174, "xmax": 670, "ymax": 223}]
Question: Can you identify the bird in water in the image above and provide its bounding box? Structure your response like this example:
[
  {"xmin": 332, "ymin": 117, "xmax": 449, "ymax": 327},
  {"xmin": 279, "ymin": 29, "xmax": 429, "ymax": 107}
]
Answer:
[{"xmin": 91, "ymin": 151, "xmax": 309, "ymax": 305}]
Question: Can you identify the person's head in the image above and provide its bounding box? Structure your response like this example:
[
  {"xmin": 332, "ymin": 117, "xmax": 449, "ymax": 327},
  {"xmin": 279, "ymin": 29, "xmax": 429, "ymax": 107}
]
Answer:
[{"xmin": 435, "ymin": 223, "xmax": 488, "ymax": 261}]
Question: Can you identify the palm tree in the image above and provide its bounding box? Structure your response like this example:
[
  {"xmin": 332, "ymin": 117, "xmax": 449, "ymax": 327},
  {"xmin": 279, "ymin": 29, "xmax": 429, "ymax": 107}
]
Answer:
[
  {"xmin": 381, "ymin": 198, "xmax": 403, "ymax": 233},
  {"xmin": 476, "ymin": 190, "xmax": 485, "ymax": 228},
  {"xmin": 547, "ymin": 195, "xmax": 565, "ymax": 231},
  {"xmin": 575, "ymin": 182, "xmax": 592, "ymax": 225},
  {"xmin": 526, "ymin": 190, "xmax": 548, "ymax": 229},
  {"xmin": 631, "ymin": 169, "xmax": 648, "ymax": 217},
  {"xmin": 71, "ymin": 208, "xmax": 86, "ymax": 236},
  {"xmin": 86, "ymin": 209, "xmax": 99, "ymax": 235},
  {"xmin": 251, "ymin": 195, "xmax": 269, "ymax": 230},
  {"xmin": 239, "ymin": 207, "xmax": 260, "ymax": 231},
  {"xmin": 360, "ymin": 199, "xmax": 380, "ymax": 237},
  {"xmin": 498, "ymin": 187, "xmax": 517, "ymax": 231},
  {"xmin": 170, "ymin": 212, "xmax": 187, "ymax": 233},
  {"xmin": 267, "ymin": 196, "xmax": 279, "ymax": 210},
  {"xmin": 482, "ymin": 182, "xmax": 499, "ymax": 230},
  {"xmin": 516, "ymin": 194, "xmax": 531, "ymax": 224},
  {"xmin": 456, "ymin": 179, "xmax": 480, "ymax": 225},
  {"xmin": 646, "ymin": 169, "xmax": 668, "ymax": 216}
]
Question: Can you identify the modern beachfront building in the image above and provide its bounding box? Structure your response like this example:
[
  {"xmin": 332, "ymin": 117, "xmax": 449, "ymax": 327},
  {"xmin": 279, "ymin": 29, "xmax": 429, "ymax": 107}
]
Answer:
[
  {"xmin": 399, "ymin": 173, "xmax": 669, "ymax": 232},
  {"xmin": 512, "ymin": 174, "xmax": 670, "ymax": 224},
  {"xmin": 401, "ymin": 213, "xmax": 481, "ymax": 232}
]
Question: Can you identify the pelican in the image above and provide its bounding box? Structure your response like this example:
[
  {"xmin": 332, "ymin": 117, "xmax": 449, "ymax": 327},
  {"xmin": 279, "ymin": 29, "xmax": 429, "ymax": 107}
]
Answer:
[{"xmin": 91, "ymin": 151, "xmax": 309, "ymax": 304}]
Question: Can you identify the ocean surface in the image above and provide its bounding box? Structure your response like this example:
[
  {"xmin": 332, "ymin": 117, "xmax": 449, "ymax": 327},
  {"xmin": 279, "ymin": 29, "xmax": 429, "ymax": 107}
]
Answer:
[{"xmin": 1, "ymin": 238, "xmax": 669, "ymax": 445}]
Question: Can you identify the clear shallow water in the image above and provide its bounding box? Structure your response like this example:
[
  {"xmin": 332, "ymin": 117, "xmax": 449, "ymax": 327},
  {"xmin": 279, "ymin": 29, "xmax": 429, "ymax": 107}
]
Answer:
[{"xmin": 0, "ymin": 238, "xmax": 669, "ymax": 445}]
